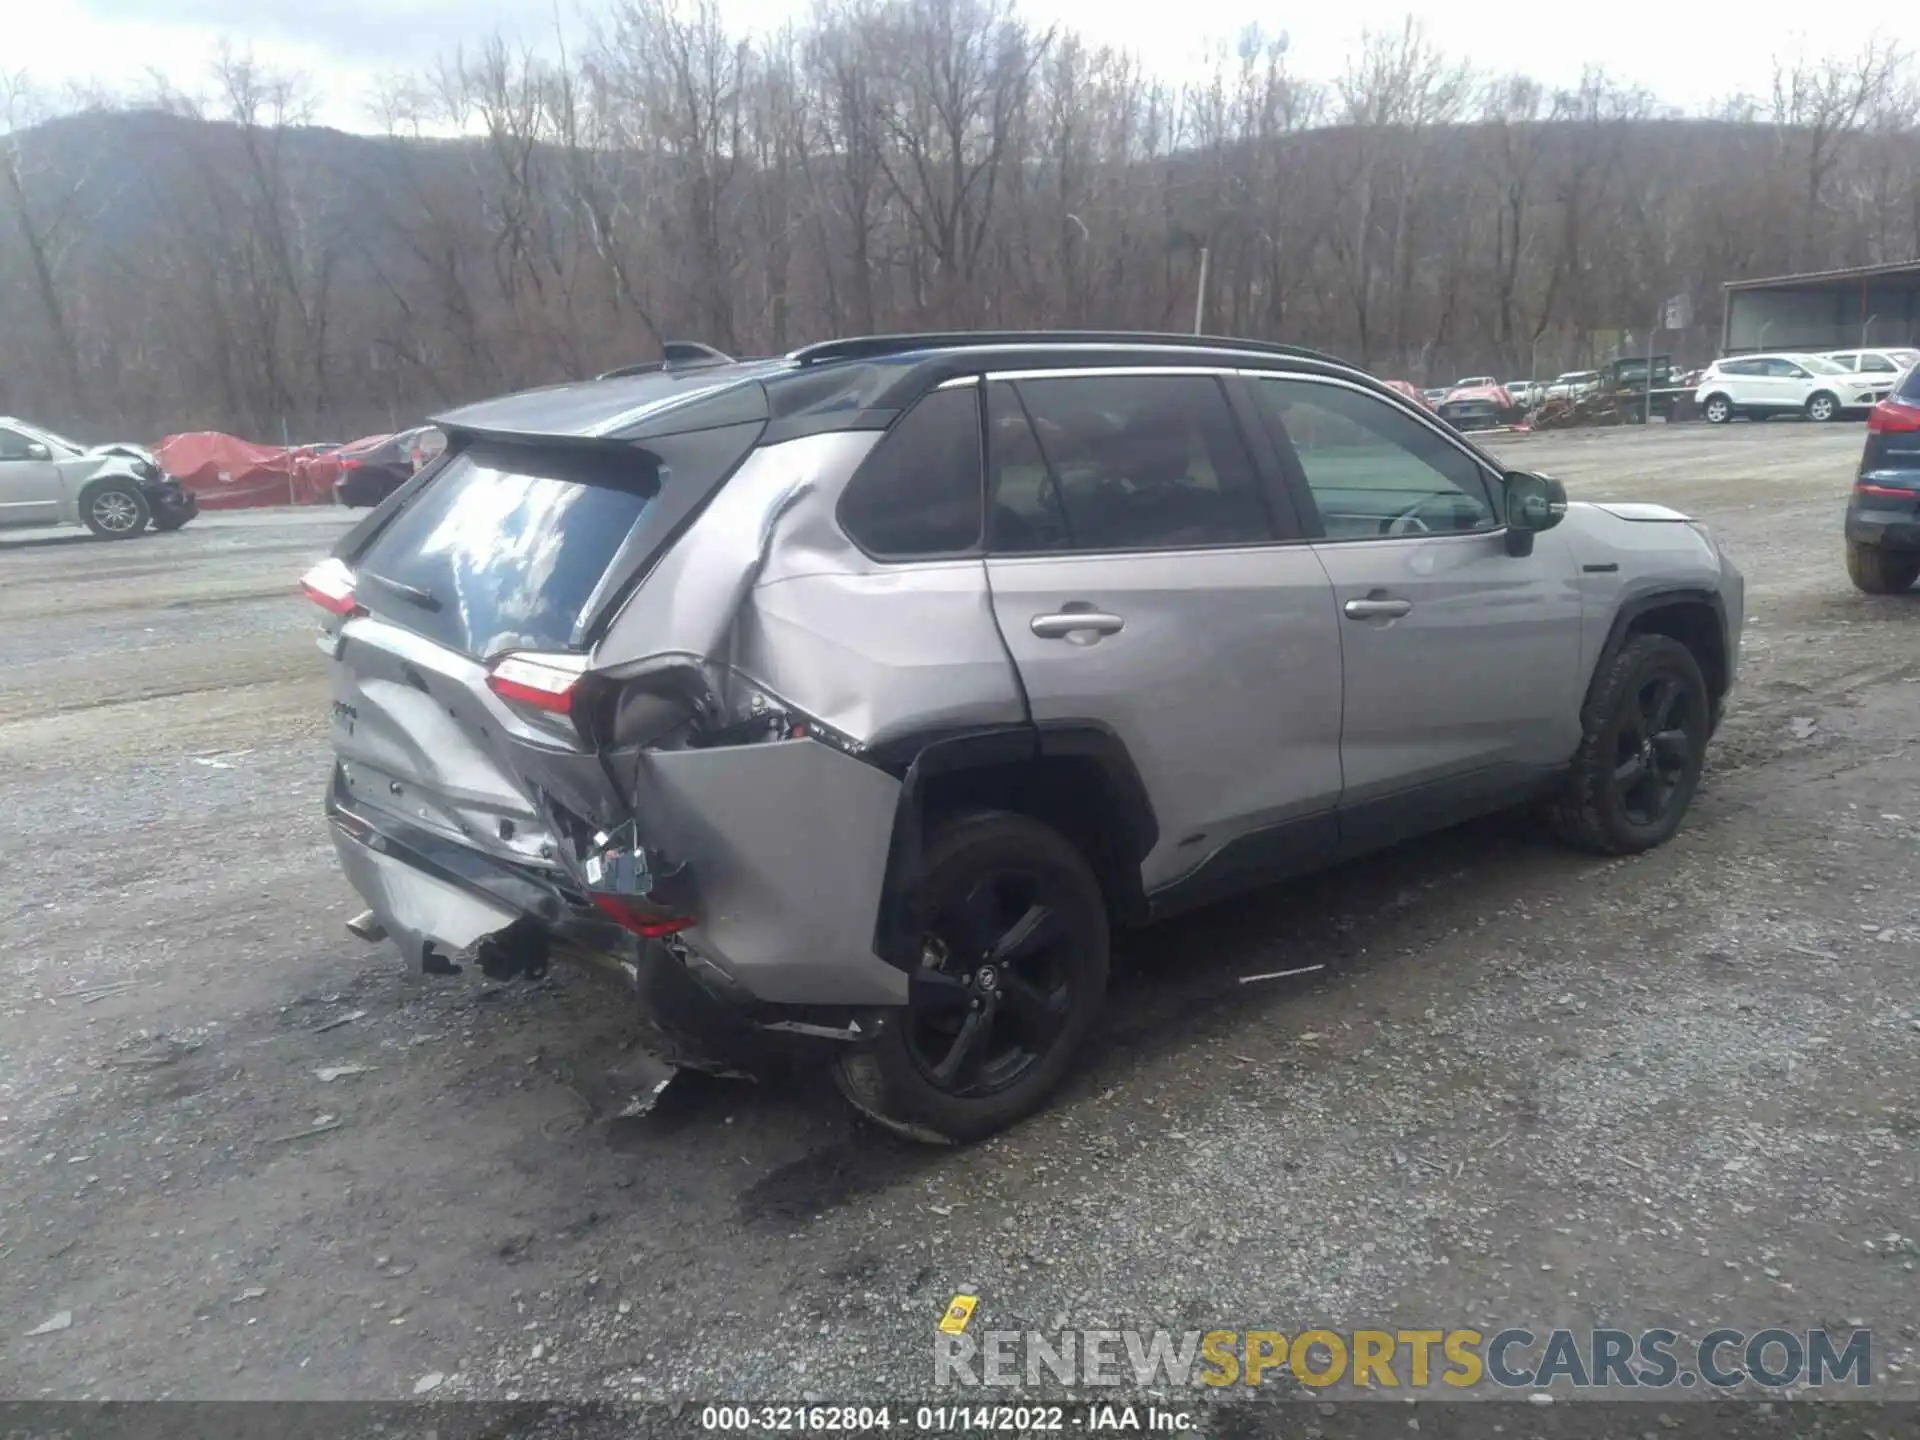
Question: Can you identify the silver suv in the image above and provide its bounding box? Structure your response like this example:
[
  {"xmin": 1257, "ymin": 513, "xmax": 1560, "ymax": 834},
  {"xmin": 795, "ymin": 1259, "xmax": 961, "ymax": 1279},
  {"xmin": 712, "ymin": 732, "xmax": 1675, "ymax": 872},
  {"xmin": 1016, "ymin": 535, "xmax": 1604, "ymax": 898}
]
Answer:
[{"xmin": 306, "ymin": 332, "xmax": 1745, "ymax": 1142}]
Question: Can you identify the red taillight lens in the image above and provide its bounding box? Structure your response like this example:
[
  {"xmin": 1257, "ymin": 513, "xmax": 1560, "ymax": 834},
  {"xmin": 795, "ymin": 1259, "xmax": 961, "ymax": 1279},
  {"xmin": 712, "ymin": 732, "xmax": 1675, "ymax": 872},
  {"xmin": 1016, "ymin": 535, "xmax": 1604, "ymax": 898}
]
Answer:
[
  {"xmin": 590, "ymin": 893, "xmax": 696, "ymax": 938},
  {"xmin": 486, "ymin": 654, "xmax": 583, "ymax": 715},
  {"xmin": 300, "ymin": 557, "xmax": 361, "ymax": 616},
  {"xmin": 1855, "ymin": 482, "xmax": 1919, "ymax": 500},
  {"xmin": 1867, "ymin": 399, "xmax": 1920, "ymax": 434},
  {"xmin": 338, "ymin": 457, "xmax": 361, "ymax": 470}
]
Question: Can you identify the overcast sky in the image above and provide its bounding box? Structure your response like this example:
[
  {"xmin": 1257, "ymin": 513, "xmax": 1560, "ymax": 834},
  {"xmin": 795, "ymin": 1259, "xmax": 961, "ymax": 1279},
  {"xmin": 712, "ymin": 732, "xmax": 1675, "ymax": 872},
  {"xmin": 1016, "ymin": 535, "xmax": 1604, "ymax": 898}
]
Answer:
[{"xmin": 17, "ymin": 0, "xmax": 1881, "ymax": 131}]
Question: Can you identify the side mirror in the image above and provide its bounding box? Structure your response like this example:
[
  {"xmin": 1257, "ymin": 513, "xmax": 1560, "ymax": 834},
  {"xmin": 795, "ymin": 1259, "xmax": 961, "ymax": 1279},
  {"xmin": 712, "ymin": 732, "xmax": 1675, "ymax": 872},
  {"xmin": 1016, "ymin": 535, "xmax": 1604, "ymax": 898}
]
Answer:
[
  {"xmin": 24, "ymin": 442, "xmax": 51, "ymax": 461},
  {"xmin": 1502, "ymin": 470, "xmax": 1567, "ymax": 557}
]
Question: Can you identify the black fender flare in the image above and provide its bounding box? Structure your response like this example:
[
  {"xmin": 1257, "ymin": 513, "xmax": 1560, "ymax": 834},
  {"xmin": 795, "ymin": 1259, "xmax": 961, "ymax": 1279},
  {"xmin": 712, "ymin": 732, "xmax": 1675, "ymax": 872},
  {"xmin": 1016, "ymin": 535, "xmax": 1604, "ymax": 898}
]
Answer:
[
  {"xmin": 865, "ymin": 721, "xmax": 1159, "ymax": 969},
  {"xmin": 1588, "ymin": 587, "xmax": 1731, "ymax": 725}
]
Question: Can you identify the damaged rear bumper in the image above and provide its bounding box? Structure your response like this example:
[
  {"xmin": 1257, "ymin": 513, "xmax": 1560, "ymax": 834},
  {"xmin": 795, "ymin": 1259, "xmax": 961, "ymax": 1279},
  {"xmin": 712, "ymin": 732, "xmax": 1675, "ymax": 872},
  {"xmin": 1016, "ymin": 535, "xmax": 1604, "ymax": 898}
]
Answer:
[{"xmin": 324, "ymin": 771, "xmax": 886, "ymax": 1074}]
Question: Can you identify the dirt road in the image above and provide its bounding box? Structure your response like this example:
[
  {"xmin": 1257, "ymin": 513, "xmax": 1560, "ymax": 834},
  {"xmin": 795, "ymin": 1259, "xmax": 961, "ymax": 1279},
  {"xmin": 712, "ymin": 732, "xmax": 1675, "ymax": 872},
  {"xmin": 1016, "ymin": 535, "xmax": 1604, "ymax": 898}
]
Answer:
[{"xmin": 2, "ymin": 425, "xmax": 1916, "ymax": 1410}]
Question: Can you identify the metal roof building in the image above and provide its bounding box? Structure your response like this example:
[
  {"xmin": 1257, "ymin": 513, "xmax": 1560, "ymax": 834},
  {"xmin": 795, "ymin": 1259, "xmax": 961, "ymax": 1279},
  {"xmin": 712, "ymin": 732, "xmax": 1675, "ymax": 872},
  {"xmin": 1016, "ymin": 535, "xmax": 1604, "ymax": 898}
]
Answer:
[{"xmin": 1722, "ymin": 260, "xmax": 1920, "ymax": 355}]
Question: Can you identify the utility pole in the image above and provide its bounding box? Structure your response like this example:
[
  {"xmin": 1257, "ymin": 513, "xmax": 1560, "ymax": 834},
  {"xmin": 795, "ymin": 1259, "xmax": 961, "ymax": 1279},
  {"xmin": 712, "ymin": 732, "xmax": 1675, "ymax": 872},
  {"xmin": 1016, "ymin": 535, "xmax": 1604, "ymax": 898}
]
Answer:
[
  {"xmin": 1193, "ymin": 247, "xmax": 1210, "ymax": 335},
  {"xmin": 1646, "ymin": 304, "xmax": 1658, "ymax": 426}
]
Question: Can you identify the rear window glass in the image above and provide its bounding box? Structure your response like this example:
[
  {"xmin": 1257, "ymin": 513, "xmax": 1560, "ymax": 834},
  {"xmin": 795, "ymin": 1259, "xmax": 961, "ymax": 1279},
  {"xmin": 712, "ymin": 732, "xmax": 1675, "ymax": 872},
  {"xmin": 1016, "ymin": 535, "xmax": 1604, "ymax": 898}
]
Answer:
[
  {"xmin": 1901, "ymin": 363, "xmax": 1920, "ymax": 402},
  {"xmin": 353, "ymin": 443, "xmax": 658, "ymax": 657}
]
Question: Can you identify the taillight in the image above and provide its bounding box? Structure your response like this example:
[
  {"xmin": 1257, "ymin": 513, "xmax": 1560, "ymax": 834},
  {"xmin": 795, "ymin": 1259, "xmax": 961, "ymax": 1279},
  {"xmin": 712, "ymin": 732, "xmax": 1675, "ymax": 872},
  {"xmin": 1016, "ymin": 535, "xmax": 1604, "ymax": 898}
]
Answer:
[
  {"xmin": 486, "ymin": 654, "xmax": 584, "ymax": 715},
  {"xmin": 338, "ymin": 458, "xmax": 362, "ymax": 470},
  {"xmin": 589, "ymin": 893, "xmax": 695, "ymax": 938},
  {"xmin": 1866, "ymin": 398, "xmax": 1920, "ymax": 434},
  {"xmin": 300, "ymin": 557, "xmax": 361, "ymax": 616},
  {"xmin": 1855, "ymin": 482, "xmax": 1919, "ymax": 500}
]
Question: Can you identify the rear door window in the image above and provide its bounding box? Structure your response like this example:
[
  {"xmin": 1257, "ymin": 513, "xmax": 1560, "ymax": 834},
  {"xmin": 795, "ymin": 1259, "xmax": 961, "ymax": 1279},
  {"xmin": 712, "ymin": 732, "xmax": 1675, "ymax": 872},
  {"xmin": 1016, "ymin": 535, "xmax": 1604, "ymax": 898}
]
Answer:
[
  {"xmin": 351, "ymin": 443, "xmax": 660, "ymax": 657},
  {"xmin": 987, "ymin": 373, "xmax": 1272, "ymax": 552}
]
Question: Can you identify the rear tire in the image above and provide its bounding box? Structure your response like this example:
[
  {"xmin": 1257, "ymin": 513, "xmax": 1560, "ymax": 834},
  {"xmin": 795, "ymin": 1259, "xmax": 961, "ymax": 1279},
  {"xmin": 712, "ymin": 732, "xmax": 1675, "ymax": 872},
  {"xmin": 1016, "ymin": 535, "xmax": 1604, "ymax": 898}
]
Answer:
[
  {"xmin": 1702, "ymin": 394, "xmax": 1733, "ymax": 424},
  {"xmin": 1549, "ymin": 634, "xmax": 1711, "ymax": 856},
  {"xmin": 80, "ymin": 481, "xmax": 150, "ymax": 538},
  {"xmin": 1846, "ymin": 541, "xmax": 1920, "ymax": 594},
  {"xmin": 833, "ymin": 810, "xmax": 1108, "ymax": 1144}
]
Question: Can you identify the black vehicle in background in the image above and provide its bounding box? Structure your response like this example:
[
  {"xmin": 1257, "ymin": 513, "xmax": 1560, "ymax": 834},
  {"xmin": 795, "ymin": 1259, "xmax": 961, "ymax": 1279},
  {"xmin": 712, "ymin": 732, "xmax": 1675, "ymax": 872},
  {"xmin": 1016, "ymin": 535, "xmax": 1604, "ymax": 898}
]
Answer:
[
  {"xmin": 332, "ymin": 426, "xmax": 446, "ymax": 508},
  {"xmin": 1848, "ymin": 364, "xmax": 1920, "ymax": 594}
]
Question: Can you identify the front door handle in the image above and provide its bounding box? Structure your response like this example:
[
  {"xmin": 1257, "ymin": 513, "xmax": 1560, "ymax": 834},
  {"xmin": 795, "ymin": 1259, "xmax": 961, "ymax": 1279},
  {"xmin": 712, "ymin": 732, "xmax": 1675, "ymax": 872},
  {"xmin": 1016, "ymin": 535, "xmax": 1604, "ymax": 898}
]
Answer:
[
  {"xmin": 1343, "ymin": 596, "xmax": 1413, "ymax": 620},
  {"xmin": 1031, "ymin": 611, "xmax": 1125, "ymax": 639}
]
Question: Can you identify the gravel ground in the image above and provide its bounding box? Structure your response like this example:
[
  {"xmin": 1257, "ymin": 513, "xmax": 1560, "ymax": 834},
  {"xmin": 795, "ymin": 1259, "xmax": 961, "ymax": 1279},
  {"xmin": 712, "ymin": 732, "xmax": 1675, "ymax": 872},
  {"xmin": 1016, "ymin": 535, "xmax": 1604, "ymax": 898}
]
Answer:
[{"xmin": 1, "ymin": 427, "xmax": 1916, "ymax": 1419}]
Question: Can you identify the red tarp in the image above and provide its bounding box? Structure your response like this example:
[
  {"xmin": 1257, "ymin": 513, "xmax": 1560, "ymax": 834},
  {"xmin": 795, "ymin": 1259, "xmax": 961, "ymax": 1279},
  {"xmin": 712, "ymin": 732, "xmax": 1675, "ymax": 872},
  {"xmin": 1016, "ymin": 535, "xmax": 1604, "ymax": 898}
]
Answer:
[{"xmin": 155, "ymin": 432, "xmax": 350, "ymax": 509}]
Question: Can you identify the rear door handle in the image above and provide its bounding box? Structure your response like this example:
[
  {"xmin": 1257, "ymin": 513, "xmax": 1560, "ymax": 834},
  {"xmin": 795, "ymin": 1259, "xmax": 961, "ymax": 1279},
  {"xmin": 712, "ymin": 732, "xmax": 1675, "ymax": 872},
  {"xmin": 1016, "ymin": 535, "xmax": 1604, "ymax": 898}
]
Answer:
[
  {"xmin": 1343, "ymin": 597, "xmax": 1413, "ymax": 620},
  {"xmin": 1031, "ymin": 611, "xmax": 1125, "ymax": 639}
]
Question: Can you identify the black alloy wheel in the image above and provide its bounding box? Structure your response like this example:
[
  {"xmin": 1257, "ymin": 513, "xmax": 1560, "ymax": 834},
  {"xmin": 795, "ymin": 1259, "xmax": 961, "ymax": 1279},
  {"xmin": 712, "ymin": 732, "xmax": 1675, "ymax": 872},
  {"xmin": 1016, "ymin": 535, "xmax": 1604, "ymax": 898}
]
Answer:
[
  {"xmin": 905, "ymin": 870, "xmax": 1077, "ymax": 1099},
  {"xmin": 1610, "ymin": 670, "xmax": 1699, "ymax": 828},
  {"xmin": 832, "ymin": 810, "xmax": 1108, "ymax": 1143}
]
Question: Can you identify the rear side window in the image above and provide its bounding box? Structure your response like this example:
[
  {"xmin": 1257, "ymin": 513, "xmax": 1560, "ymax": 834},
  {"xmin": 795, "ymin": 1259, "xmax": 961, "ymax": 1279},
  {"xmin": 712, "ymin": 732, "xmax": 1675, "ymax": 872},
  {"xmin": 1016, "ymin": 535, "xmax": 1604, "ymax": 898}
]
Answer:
[
  {"xmin": 1718, "ymin": 359, "xmax": 1760, "ymax": 377},
  {"xmin": 353, "ymin": 443, "xmax": 659, "ymax": 657},
  {"xmin": 988, "ymin": 373, "xmax": 1271, "ymax": 552},
  {"xmin": 837, "ymin": 387, "xmax": 984, "ymax": 558}
]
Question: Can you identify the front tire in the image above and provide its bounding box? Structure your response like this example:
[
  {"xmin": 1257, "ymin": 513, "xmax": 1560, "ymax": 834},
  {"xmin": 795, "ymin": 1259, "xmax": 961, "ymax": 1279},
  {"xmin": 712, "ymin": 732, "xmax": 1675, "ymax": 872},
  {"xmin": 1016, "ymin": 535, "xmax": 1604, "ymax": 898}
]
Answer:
[
  {"xmin": 1846, "ymin": 541, "xmax": 1920, "ymax": 594},
  {"xmin": 1806, "ymin": 391, "xmax": 1839, "ymax": 422},
  {"xmin": 1549, "ymin": 634, "xmax": 1711, "ymax": 856},
  {"xmin": 833, "ymin": 810, "xmax": 1109, "ymax": 1144},
  {"xmin": 1702, "ymin": 394, "xmax": 1733, "ymax": 424},
  {"xmin": 81, "ymin": 481, "xmax": 150, "ymax": 538}
]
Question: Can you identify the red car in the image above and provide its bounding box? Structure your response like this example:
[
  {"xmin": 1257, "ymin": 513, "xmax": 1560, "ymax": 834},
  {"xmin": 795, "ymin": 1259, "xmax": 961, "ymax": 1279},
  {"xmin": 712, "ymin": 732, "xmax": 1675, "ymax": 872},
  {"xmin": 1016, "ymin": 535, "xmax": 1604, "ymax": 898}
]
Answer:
[{"xmin": 1437, "ymin": 384, "xmax": 1514, "ymax": 432}]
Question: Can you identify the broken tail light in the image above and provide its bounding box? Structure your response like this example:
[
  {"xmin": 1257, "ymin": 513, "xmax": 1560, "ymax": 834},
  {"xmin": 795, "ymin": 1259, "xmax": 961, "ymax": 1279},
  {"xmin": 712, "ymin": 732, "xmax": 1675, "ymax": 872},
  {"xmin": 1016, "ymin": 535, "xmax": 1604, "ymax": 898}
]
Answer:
[
  {"xmin": 1867, "ymin": 398, "xmax": 1920, "ymax": 435},
  {"xmin": 300, "ymin": 557, "xmax": 362, "ymax": 617},
  {"xmin": 590, "ymin": 894, "xmax": 696, "ymax": 938},
  {"xmin": 582, "ymin": 821, "xmax": 697, "ymax": 938}
]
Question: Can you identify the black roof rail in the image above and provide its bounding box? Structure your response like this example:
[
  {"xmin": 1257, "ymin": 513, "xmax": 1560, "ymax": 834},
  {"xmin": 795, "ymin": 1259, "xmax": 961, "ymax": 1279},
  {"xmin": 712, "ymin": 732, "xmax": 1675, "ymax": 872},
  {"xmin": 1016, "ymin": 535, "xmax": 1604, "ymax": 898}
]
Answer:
[
  {"xmin": 596, "ymin": 341, "xmax": 736, "ymax": 381},
  {"xmin": 787, "ymin": 330, "xmax": 1348, "ymax": 368}
]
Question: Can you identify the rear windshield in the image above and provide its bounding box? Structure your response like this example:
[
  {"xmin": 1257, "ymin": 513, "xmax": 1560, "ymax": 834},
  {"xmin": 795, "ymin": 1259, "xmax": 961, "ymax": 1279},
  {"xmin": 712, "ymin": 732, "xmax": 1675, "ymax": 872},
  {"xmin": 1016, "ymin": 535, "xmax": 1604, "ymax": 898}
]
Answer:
[
  {"xmin": 353, "ymin": 443, "xmax": 656, "ymax": 656},
  {"xmin": 1901, "ymin": 362, "xmax": 1920, "ymax": 402}
]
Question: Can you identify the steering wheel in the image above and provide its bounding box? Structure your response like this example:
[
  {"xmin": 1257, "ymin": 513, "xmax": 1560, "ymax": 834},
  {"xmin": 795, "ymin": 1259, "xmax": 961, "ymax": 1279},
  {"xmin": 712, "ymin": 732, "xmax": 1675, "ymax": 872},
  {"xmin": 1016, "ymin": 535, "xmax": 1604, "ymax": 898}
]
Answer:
[{"xmin": 1382, "ymin": 503, "xmax": 1434, "ymax": 537}]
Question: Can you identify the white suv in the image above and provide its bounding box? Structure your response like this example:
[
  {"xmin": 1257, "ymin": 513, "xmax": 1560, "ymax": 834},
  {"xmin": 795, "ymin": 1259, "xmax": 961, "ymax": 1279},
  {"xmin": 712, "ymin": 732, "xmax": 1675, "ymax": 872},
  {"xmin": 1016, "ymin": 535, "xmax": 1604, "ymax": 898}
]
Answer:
[
  {"xmin": 1822, "ymin": 348, "xmax": 1917, "ymax": 389},
  {"xmin": 1694, "ymin": 353, "xmax": 1883, "ymax": 424}
]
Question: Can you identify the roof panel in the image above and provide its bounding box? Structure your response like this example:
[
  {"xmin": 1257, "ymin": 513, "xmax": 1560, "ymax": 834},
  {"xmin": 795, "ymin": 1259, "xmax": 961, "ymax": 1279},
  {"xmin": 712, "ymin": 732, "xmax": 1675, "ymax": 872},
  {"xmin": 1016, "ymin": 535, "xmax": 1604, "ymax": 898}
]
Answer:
[{"xmin": 433, "ymin": 360, "xmax": 790, "ymax": 440}]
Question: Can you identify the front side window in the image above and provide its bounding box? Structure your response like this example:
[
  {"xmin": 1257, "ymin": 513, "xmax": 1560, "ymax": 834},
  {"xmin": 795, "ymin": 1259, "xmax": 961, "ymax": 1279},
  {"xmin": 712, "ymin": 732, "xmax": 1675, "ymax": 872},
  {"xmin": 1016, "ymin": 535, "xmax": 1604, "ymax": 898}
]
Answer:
[
  {"xmin": 0, "ymin": 427, "xmax": 35, "ymax": 461},
  {"xmin": 986, "ymin": 373, "xmax": 1271, "ymax": 552},
  {"xmin": 837, "ymin": 386, "xmax": 984, "ymax": 559},
  {"xmin": 1863, "ymin": 355, "xmax": 1899, "ymax": 373},
  {"xmin": 1767, "ymin": 358, "xmax": 1812, "ymax": 378},
  {"xmin": 1252, "ymin": 379, "xmax": 1498, "ymax": 540}
]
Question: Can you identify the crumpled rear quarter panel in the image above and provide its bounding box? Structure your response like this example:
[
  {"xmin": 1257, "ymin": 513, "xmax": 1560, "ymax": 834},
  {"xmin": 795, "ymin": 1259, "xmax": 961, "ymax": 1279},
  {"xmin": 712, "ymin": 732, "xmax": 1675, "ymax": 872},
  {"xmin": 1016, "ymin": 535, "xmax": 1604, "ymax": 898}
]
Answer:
[{"xmin": 636, "ymin": 739, "xmax": 907, "ymax": 1005}]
